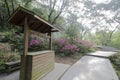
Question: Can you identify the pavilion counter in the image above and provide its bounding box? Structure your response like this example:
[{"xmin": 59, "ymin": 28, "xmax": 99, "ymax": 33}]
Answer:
[{"xmin": 20, "ymin": 50, "xmax": 55, "ymax": 80}]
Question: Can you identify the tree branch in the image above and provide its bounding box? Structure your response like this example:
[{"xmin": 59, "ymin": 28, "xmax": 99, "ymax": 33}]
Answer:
[
  {"xmin": 108, "ymin": 25, "xmax": 119, "ymax": 43},
  {"xmin": 48, "ymin": 0, "xmax": 57, "ymax": 22},
  {"xmin": 51, "ymin": 0, "xmax": 67, "ymax": 24}
]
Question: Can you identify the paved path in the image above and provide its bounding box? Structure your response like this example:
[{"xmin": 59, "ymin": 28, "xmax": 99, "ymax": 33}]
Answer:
[
  {"xmin": 87, "ymin": 51, "xmax": 117, "ymax": 58},
  {"xmin": 0, "ymin": 51, "xmax": 119, "ymax": 80},
  {"xmin": 60, "ymin": 51, "xmax": 119, "ymax": 80},
  {"xmin": 41, "ymin": 63, "xmax": 70, "ymax": 80},
  {"xmin": 0, "ymin": 63, "xmax": 70, "ymax": 80}
]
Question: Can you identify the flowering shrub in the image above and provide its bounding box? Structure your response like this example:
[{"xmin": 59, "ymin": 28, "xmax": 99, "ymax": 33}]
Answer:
[
  {"xmin": 60, "ymin": 44, "xmax": 79, "ymax": 56},
  {"xmin": 74, "ymin": 40, "xmax": 96, "ymax": 53},
  {"xmin": 28, "ymin": 37, "xmax": 49, "ymax": 52},
  {"xmin": 28, "ymin": 37, "xmax": 95, "ymax": 56},
  {"xmin": 53, "ymin": 38, "xmax": 96, "ymax": 56},
  {"xmin": 30, "ymin": 39, "xmax": 40, "ymax": 46},
  {"xmin": 75, "ymin": 40, "xmax": 95, "ymax": 48},
  {"xmin": 55, "ymin": 38, "xmax": 68, "ymax": 46},
  {"xmin": 29, "ymin": 38, "xmax": 42, "ymax": 51}
]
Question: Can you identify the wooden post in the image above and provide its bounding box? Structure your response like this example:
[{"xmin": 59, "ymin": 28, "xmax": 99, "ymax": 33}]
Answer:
[
  {"xmin": 48, "ymin": 31, "xmax": 52, "ymax": 50},
  {"xmin": 20, "ymin": 17, "xmax": 29, "ymax": 80}
]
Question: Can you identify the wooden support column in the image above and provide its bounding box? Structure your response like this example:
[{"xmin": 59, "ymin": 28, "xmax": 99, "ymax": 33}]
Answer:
[
  {"xmin": 48, "ymin": 31, "xmax": 52, "ymax": 50},
  {"xmin": 20, "ymin": 17, "xmax": 29, "ymax": 80}
]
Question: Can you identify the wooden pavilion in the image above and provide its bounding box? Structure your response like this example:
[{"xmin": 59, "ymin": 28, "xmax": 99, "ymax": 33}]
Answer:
[{"xmin": 8, "ymin": 6, "xmax": 63, "ymax": 80}]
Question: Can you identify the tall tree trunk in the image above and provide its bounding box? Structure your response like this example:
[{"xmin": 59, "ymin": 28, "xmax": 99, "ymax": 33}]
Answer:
[
  {"xmin": 4, "ymin": 0, "xmax": 11, "ymax": 17},
  {"xmin": 11, "ymin": 0, "xmax": 15, "ymax": 12}
]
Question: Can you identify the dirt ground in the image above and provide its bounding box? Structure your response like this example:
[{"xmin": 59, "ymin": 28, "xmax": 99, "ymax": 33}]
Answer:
[{"xmin": 55, "ymin": 56, "xmax": 78, "ymax": 65}]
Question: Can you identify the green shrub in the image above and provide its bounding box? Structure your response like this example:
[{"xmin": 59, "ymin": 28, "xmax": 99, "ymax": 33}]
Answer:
[
  {"xmin": 1, "ymin": 30, "xmax": 24, "ymax": 53},
  {"xmin": 0, "ymin": 51, "xmax": 20, "ymax": 71},
  {"xmin": 110, "ymin": 53, "xmax": 120, "ymax": 79}
]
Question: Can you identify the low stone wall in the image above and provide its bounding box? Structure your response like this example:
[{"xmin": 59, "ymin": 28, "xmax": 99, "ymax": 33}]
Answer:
[{"xmin": 26, "ymin": 51, "xmax": 55, "ymax": 80}]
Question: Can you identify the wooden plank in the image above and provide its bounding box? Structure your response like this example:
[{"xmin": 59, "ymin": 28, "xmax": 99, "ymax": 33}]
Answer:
[
  {"xmin": 31, "ymin": 64, "xmax": 54, "ymax": 78},
  {"xmin": 33, "ymin": 52, "xmax": 53, "ymax": 58},
  {"xmin": 32, "ymin": 59, "xmax": 54, "ymax": 70},
  {"xmin": 28, "ymin": 51, "xmax": 54, "ymax": 56},
  {"xmin": 26, "ymin": 51, "xmax": 55, "ymax": 80},
  {"xmin": 32, "ymin": 54, "xmax": 53, "ymax": 62},
  {"xmin": 32, "ymin": 66, "xmax": 54, "ymax": 80},
  {"xmin": 32, "ymin": 57, "xmax": 54, "ymax": 66}
]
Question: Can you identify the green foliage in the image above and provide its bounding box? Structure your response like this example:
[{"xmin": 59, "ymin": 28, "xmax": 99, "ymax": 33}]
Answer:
[
  {"xmin": 111, "ymin": 31, "xmax": 120, "ymax": 49},
  {"xmin": 110, "ymin": 53, "xmax": 120, "ymax": 79},
  {"xmin": 64, "ymin": 26, "xmax": 80, "ymax": 41},
  {"xmin": 95, "ymin": 30, "xmax": 110, "ymax": 45},
  {"xmin": 1, "ymin": 28, "xmax": 24, "ymax": 52},
  {"xmin": 0, "ymin": 51, "xmax": 20, "ymax": 63},
  {"xmin": 0, "ymin": 51, "xmax": 20, "ymax": 71}
]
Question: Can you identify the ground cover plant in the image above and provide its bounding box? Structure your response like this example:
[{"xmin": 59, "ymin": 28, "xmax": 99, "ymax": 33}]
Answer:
[
  {"xmin": 0, "ymin": 51, "xmax": 20, "ymax": 70},
  {"xmin": 110, "ymin": 53, "xmax": 120, "ymax": 79}
]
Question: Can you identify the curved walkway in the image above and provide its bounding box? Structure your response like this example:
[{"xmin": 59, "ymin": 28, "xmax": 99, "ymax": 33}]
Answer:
[
  {"xmin": 0, "ymin": 51, "xmax": 119, "ymax": 80},
  {"xmin": 60, "ymin": 51, "xmax": 119, "ymax": 80}
]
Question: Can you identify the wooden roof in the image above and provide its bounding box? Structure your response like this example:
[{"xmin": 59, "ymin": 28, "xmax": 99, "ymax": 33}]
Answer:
[{"xmin": 8, "ymin": 6, "xmax": 63, "ymax": 33}]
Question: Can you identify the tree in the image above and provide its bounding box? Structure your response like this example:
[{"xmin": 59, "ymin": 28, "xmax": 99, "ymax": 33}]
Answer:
[
  {"xmin": 33, "ymin": 0, "xmax": 69, "ymax": 24},
  {"xmin": 111, "ymin": 30, "xmax": 120, "ymax": 49},
  {"xmin": 0, "ymin": 0, "xmax": 33, "ymax": 31}
]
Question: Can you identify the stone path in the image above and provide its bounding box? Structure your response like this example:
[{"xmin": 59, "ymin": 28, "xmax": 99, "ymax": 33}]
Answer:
[
  {"xmin": 0, "ymin": 63, "xmax": 70, "ymax": 80},
  {"xmin": 60, "ymin": 51, "xmax": 119, "ymax": 80}
]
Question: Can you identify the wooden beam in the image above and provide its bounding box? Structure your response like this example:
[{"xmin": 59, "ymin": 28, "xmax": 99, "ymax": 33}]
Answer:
[
  {"xmin": 42, "ymin": 27, "xmax": 51, "ymax": 33},
  {"xmin": 30, "ymin": 22, "xmax": 42, "ymax": 30},
  {"xmin": 51, "ymin": 30, "xmax": 59, "ymax": 32},
  {"xmin": 20, "ymin": 17, "xmax": 29, "ymax": 80},
  {"xmin": 29, "ymin": 20, "xmax": 40, "ymax": 24},
  {"xmin": 48, "ymin": 29, "xmax": 52, "ymax": 50},
  {"xmin": 34, "ymin": 15, "xmax": 60, "ymax": 31},
  {"xmin": 37, "ymin": 24, "xmax": 48, "ymax": 33},
  {"xmin": 30, "ymin": 30, "xmax": 50, "ymax": 38}
]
